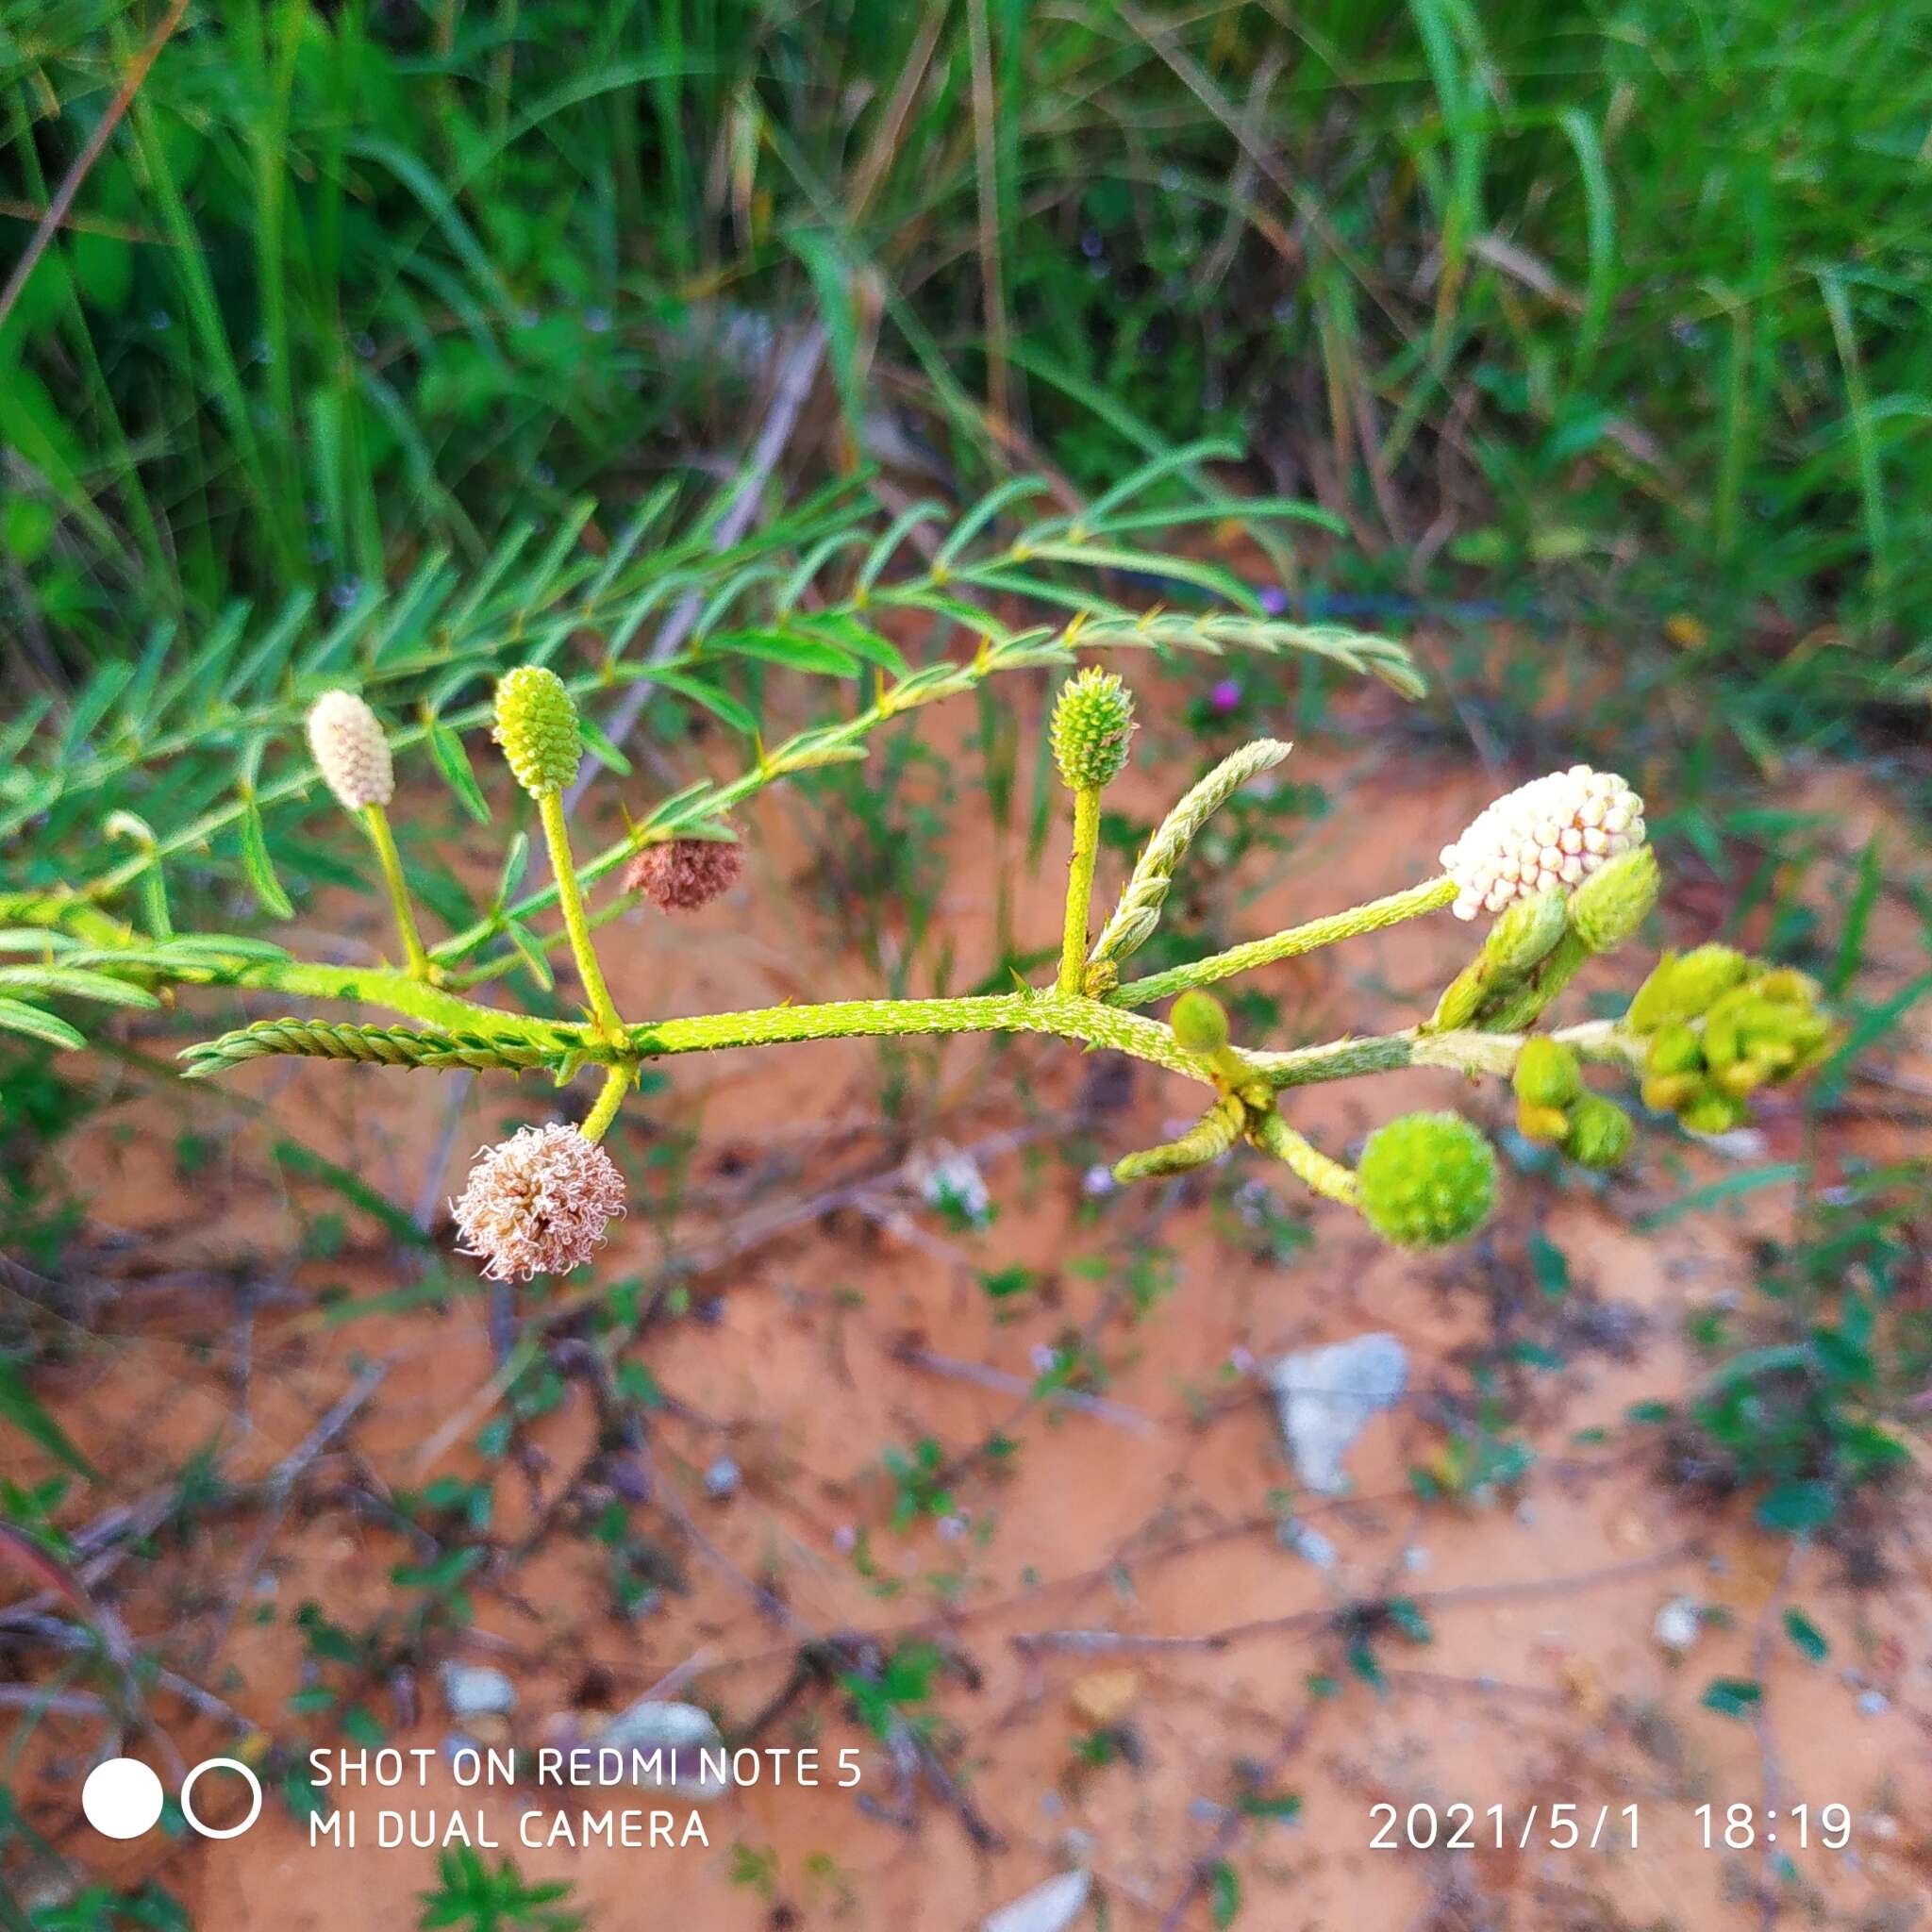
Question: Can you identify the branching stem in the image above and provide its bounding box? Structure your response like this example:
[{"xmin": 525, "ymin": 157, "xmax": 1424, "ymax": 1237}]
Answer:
[{"xmin": 1112, "ymin": 875, "xmax": 1457, "ymax": 1008}]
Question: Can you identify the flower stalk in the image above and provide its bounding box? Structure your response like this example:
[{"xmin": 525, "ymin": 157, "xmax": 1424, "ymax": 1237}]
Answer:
[
  {"xmin": 538, "ymin": 790, "xmax": 626, "ymax": 1045},
  {"xmin": 1058, "ymin": 784, "xmax": 1102, "ymax": 994},
  {"xmin": 579, "ymin": 1063, "xmax": 630, "ymax": 1144},
  {"xmin": 361, "ymin": 803, "xmax": 435, "ymax": 982}
]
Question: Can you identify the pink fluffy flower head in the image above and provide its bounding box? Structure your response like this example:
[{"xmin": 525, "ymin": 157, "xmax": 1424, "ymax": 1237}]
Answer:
[
  {"xmin": 451, "ymin": 1123, "xmax": 625, "ymax": 1281},
  {"xmin": 1441, "ymin": 765, "xmax": 1645, "ymax": 922},
  {"xmin": 623, "ymin": 837, "xmax": 743, "ymax": 913}
]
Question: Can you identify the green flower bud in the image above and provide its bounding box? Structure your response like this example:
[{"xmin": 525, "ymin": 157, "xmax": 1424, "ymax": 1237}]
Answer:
[
  {"xmin": 1626, "ymin": 944, "xmax": 1750, "ymax": 1032},
  {"xmin": 492, "ymin": 665, "xmax": 582, "ymax": 796},
  {"xmin": 1427, "ymin": 958, "xmax": 1489, "ymax": 1032},
  {"xmin": 1751, "ymin": 967, "xmax": 1820, "ymax": 1008},
  {"xmin": 1568, "ymin": 844, "xmax": 1658, "ymax": 956},
  {"xmin": 1517, "ymin": 1102, "xmax": 1572, "ymax": 1143},
  {"xmin": 1486, "ymin": 888, "xmax": 1569, "ymax": 975},
  {"xmin": 1513, "ymin": 1036, "xmax": 1583, "ymax": 1109},
  {"xmin": 1641, "ymin": 1072, "xmax": 1700, "ymax": 1113},
  {"xmin": 1699, "ymin": 987, "xmax": 1753, "ymax": 1068},
  {"xmin": 1713, "ymin": 1058, "xmax": 1770, "ymax": 1099},
  {"xmin": 1051, "ymin": 666, "xmax": 1135, "ymax": 791},
  {"xmin": 1357, "ymin": 1110, "xmax": 1497, "ymax": 1250},
  {"xmin": 1680, "ymin": 1091, "xmax": 1750, "ymax": 1135},
  {"xmin": 1646, "ymin": 1022, "xmax": 1705, "ymax": 1077},
  {"xmin": 1563, "ymin": 1094, "xmax": 1633, "ymax": 1169},
  {"xmin": 1169, "ymin": 989, "xmax": 1230, "ymax": 1058}
]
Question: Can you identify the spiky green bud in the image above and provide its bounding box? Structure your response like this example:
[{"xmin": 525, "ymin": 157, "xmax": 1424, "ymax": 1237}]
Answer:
[
  {"xmin": 1169, "ymin": 989, "xmax": 1230, "ymax": 1058},
  {"xmin": 492, "ymin": 665, "xmax": 581, "ymax": 796},
  {"xmin": 1568, "ymin": 844, "xmax": 1658, "ymax": 955},
  {"xmin": 1357, "ymin": 1111, "xmax": 1497, "ymax": 1250},
  {"xmin": 1051, "ymin": 667, "xmax": 1135, "ymax": 791},
  {"xmin": 1626, "ymin": 944, "xmax": 1750, "ymax": 1033},
  {"xmin": 1563, "ymin": 1094, "xmax": 1633, "ymax": 1169}
]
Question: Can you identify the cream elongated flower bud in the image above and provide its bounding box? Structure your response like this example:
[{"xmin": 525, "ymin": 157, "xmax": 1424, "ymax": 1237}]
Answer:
[
  {"xmin": 451, "ymin": 1123, "xmax": 625, "ymax": 1280},
  {"xmin": 307, "ymin": 691, "xmax": 393, "ymax": 811},
  {"xmin": 1441, "ymin": 765, "xmax": 1645, "ymax": 921}
]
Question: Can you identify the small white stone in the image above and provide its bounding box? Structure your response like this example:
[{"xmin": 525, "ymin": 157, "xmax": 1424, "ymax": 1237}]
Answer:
[{"xmin": 1653, "ymin": 1597, "xmax": 1701, "ymax": 1653}]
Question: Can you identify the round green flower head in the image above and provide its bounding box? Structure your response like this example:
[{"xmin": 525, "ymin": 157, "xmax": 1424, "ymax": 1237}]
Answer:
[
  {"xmin": 493, "ymin": 665, "xmax": 581, "ymax": 796},
  {"xmin": 1169, "ymin": 989, "xmax": 1230, "ymax": 1058},
  {"xmin": 1357, "ymin": 1110, "xmax": 1497, "ymax": 1249},
  {"xmin": 1051, "ymin": 666, "xmax": 1135, "ymax": 791},
  {"xmin": 1568, "ymin": 843, "xmax": 1659, "ymax": 956}
]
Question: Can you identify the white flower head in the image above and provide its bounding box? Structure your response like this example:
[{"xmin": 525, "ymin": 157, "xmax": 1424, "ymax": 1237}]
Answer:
[
  {"xmin": 306, "ymin": 690, "xmax": 393, "ymax": 811},
  {"xmin": 451, "ymin": 1123, "xmax": 625, "ymax": 1280},
  {"xmin": 1441, "ymin": 765, "xmax": 1646, "ymax": 921}
]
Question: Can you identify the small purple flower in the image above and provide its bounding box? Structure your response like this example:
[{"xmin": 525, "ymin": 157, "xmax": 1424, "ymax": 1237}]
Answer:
[
  {"xmin": 1258, "ymin": 586, "xmax": 1290, "ymax": 616},
  {"xmin": 1208, "ymin": 678, "xmax": 1243, "ymax": 715}
]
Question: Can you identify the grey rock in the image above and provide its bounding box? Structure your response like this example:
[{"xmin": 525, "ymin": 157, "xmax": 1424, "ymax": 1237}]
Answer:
[
  {"xmin": 592, "ymin": 1699, "xmax": 728, "ymax": 1799},
  {"xmin": 983, "ymin": 1870, "xmax": 1091, "ymax": 1932},
  {"xmin": 438, "ymin": 1662, "xmax": 516, "ymax": 1721},
  {"xmin": 703, "ymin": 1456, "xmax": 741, "ymax": 1500},
  {"xmin": 1265, "ymin": 1333, "xmax": 1409, "ymax": 1494},
  {"xmin": 1857, "ymin": 1690, "xmax": 1890, "ymax": 1718}
]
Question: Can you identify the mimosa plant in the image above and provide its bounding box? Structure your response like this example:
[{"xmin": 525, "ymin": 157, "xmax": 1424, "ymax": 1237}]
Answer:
[{"xmin": 0, "ymin": 469, "xmax": 1837, "ymax": 1286}]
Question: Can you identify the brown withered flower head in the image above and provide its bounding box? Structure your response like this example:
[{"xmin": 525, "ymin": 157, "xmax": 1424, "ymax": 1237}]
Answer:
[
  {"xmin": 451, "ymin": 1123, "xmax": 625, "ymax": 1281},
  {"xmin": 623, "ymin": 837, "xmax": 743, "ymax": 913}
]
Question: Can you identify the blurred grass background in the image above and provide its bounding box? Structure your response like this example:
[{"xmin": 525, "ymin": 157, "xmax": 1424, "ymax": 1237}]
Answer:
[{"xmin": 4, "ymin": 0, "xmax": 1928, "ymax": 716}]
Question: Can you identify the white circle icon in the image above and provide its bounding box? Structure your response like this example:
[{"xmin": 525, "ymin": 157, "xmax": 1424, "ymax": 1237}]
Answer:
[
  {"xmin": 180, "ymin": 1757, "xmax": 263, "ymax": 1840},
  {"xmin": 82, "ymin": 1757, "xmax": 164, "ymax": 1840}
]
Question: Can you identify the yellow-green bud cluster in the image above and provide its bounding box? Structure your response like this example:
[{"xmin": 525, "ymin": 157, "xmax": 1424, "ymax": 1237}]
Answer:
[
  {"xmin": 1357, "ymin": 1110, "xmax": 1497, "ymax": 1249},
  {"xmin": 1508, "ymin": 1036, "xmax": 1634, "ymax": 1169},
  {"xmin": 1628, "ymin": 953, "xmax": 1837, "ymax": 1135},
  {"xmin": 1051, "ymin": 667, "xmax": 1135, "ymax": 791},
  {"xmin": 492, "ymin": 665, "xmax": 582, "ymax": 796}
]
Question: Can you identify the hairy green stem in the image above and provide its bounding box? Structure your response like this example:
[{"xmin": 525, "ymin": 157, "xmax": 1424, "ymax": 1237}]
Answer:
[
  {"xmin": 361, "ymin": 804, "xmax": 433, "ymax": 981},
  {"xmin": 579, "ymin": 1063, "xmax": 629, "ymax": 1142},
  {"xmin": 537, "ymin": 790, "xmax": 625, "ymax": 1043},
  {"xmin": 1111, "ymin": 875, "xmax": 1458, "ymax": 1008},
  {"xmin": 1247, "ymin": 1108, "xmax": 1361, "ymax": 1207},
  {"xmin": 625, "ymin": 991, "xmax": 1208, "ymax": 1082},
  {"xmin": 1057, "ymin": 786, "xmax": 1102, "ymax": 994}
]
